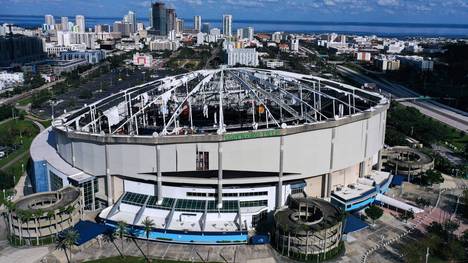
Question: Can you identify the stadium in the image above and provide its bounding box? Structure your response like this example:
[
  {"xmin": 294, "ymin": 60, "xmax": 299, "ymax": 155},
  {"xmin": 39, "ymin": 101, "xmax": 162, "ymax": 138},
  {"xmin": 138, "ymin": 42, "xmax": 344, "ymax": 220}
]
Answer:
[{"xmin": 29, "ymin": 67, "xmax": 390, "ymax": 244}]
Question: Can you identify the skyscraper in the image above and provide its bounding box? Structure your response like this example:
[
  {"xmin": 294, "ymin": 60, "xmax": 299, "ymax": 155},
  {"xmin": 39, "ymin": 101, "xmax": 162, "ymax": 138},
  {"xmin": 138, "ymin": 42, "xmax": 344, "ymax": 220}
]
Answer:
[
  {"xmin": 202, "ymin": 23, "xmax": 210, "ymax": 34},
  {"xmin": 223, "ymin": 15, "xmax": 232, "ymax": 37},
  {"xmin": 61, "ymin": 17, "xmax": 69, "ymax": 31},
  {"xmin": 236, "ymin": 28, "xmax": 244, "ymax": 39},
  {"xmin": 176, "ymin": 18, "xmax": 184, "ymax": 35},
  {"xmin": 44, "ymin": 15, "xmax": 55, "ymax": 26},
  {"xmin": 125, "ymin": 11, "xmax": 137, "ymax": 33},
  {"xmin": 194, "ymin": 16, "xmax": 202, "ymax": 32},
  {"xmin": 151, "ymin": 2, "xmax": 167, "ymax": 36},
  {"xmin": 166, "ymin": 8, "xmax": 176, "ymax": 33},
  {"xmin": 76, "ymin": 15, "xmax": 85, "ymax": 33},
  {"xmin": 247, "ymin": 27, "xmax": 254, "ymax": 41}
]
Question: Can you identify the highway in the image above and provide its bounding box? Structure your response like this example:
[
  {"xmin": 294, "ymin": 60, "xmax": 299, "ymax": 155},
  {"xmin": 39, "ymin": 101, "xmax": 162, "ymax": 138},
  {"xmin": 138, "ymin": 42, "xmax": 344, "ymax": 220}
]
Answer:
[
  {"xmin": 336, "ymin": 65, "xmax": 468, "ymax": 132},
  {"xmin": 299, "ymin": 44, "xmax": 468, "ymax": 132}
]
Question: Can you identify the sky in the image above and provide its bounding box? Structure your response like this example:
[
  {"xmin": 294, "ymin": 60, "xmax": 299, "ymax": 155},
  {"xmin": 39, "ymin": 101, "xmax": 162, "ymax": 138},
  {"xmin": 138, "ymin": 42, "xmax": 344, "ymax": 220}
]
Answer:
[{"xmin": 1, "ymin": 0, "xmax": 468, "ymax": 24}]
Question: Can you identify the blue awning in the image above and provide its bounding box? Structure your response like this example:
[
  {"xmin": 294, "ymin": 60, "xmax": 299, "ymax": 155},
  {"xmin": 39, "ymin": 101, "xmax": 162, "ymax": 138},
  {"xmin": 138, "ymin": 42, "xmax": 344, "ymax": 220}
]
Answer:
[
  {"xmin": 290, "ymin": 181, "xmax": 306, "ymax": 189},
  {"xmin": 72, "ymin": 220, "xmax": 111, "ymax": 246},
  {"xmin": 343, "ymin": 214, "xmax": 368, "ymax": 234}
]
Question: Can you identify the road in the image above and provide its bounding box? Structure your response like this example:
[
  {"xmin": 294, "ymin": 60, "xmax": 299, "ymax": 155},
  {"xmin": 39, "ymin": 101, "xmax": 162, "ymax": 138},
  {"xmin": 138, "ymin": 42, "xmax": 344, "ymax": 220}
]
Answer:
[
  {"xmin": 0, "ymin": 79, "xmax": 65, "ymax": 106},
  {"xmin": 0, "ymin": 62, "xmax": 108, "ymax": 107},
  {"xmin": 336, "ymin": 65, "xmax": 468, "ymax": 132}
]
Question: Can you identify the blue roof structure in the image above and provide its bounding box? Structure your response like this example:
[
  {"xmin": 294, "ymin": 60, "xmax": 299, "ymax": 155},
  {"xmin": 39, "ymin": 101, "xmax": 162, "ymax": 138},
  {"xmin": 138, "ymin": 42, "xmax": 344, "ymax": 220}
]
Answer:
[
  {"xmin": 391, "ymin": 175, "xmax": 406, "ymax": 186},
  {"xmin": 343, "ymin": 214, "xmax": 369, "ymax": 234},
  {"xmin": 72, "ymin": 220, "xmax": 111, "ymax": 246}
]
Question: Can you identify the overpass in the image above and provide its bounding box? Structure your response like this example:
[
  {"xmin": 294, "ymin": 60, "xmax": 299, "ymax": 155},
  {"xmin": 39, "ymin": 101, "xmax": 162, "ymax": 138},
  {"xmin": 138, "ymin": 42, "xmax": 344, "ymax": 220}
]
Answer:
[{"xmin": 337, "ymin": 65, "xmax": 468, "ymax": 132}]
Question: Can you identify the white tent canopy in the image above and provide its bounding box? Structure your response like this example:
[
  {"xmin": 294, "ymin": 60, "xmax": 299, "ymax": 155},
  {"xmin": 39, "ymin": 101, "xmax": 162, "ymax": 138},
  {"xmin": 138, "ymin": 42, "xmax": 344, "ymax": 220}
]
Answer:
[{"xmin": 376, "ymin": 194, "xmax": 424, "ymax": 214}]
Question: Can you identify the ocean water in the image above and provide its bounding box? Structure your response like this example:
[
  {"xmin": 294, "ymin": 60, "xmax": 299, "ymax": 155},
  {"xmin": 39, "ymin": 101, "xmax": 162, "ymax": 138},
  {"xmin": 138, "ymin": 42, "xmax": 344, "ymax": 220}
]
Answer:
[{"xmin": 1, "ymin": 14, "xmax": 468, "ymax": 38}]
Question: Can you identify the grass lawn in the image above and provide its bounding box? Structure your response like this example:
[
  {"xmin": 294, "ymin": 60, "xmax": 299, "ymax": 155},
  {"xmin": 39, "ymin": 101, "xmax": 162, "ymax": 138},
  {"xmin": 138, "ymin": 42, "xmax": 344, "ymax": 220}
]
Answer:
[
  {"xmin": 84, "ymin": 256, "xmax": 208, "ymax": 263},
  {"xmin": 16, "ymin": 96, "xmax": 32, "ymax": 106},
  {"xmin": 0, "ymin": 119, "xmax": 38, "ymax": 168}
]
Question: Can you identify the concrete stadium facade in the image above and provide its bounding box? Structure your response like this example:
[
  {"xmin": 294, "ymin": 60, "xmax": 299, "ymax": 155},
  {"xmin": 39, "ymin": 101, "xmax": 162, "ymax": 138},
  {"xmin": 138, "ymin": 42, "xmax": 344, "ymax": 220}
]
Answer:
[{"xmin": 30, "ymin": 68, "xmax": 389, "ymax": 244}]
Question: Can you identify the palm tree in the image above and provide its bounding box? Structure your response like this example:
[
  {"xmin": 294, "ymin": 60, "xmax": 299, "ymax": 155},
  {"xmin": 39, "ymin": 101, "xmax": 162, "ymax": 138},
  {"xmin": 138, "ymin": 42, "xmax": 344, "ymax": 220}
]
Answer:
[
  {"xmin": 66, "ymin": 206, "xmax": 75, "ymax": 227},
  {"xmin": 23, "ymin": 210, "xmax": 33, "ymax": 244},
  {"xmin": 141, "ymin": 216, "xmax": 155, "ymax": 262},
  {"xmin": 116, "ymin": 221, "xmax": 128, "ymax": 256},
  {"xmin": 16, "ymin": 210, "xmax": 25, "ymax": 245},
  {"xmin": 56, "ymin": 229, "xmax": 79, "ymax": 263},
  {"xmin": 46, "ymin": 210, "xmax": 55, "ymax": 239},
  {"xmin": 102, "ymin": 229, "xmax": 123, "ymax": 257},
  {"xmin": 33, "ymin": 209, "xmax": 44, "ymax": 245}
]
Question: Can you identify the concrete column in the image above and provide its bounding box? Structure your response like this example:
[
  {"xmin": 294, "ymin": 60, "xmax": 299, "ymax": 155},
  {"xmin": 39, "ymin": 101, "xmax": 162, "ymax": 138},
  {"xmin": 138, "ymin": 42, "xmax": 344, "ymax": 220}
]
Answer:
[
  {"xmin": 322, "ymin": 173, "xmax": 329, "ymax": 198},
  {"xmin": 156, "ymin": 145, "xmax": 163, "ymax": 204},
  {"xmin": 327, "ymin": 173, "xmax": 332, "ymax": 197},
  {"xmin": 217, "ymin": 143, "xmax": 223, "ymax": 209},
  {"xmin": 377, "ymin": 150, "xmax": 383, "ymax": 171},
  {"xmin": 359, "ymin": 161, "xmax": 365, "ymax": 178},
  {"xmin": 91, "ymin": 179, "xmax": 96, "ymax": 211},
  {"xmin": 277, "ymin": 136, "xmax": 284, "ymax": 209},
  {"xmin": 105, "ymin": 144, "xmax": 113, "ymax": 205},
  {"xmin": 70, "ymin": 141, "xmax": 75, "ymax": 167}
]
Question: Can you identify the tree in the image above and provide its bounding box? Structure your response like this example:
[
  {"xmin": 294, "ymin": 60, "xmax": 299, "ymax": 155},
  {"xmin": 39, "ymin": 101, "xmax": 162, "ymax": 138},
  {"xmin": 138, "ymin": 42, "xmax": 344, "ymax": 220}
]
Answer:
[
  {"xmin": 46, "ymin": 211, "xmax": 56, "ymax": 238},
  {"xmin": 463, "ymin": 189, "xmax": 468, "ymax": 219},
  {"xmin": 365, "ymin": 205, "xmax": 383, "ymax": 225},
  {"xmin": 102, "ymin": 229, "xmax": 123, "ymax": 257},
  {"xmin": 444, "ymin": 220, "xmax": 460, "ymax": 239},
  {"xmin": 56, "ymin": 229, "xmax": 79, "ymax": 263},
  {"xmin": 33, "ymin": 209, "xmax": 44, "ymax": 245},
  {"xmin": 141, "ymin": 216, "xmax": 154, "ymax": 262},
  {"xmin": 417, "ymin": 170, "xmax": 444, "ymax": 186},
  {"xmin": 0, "ymin": 170, "xmax": 15, "ymax": 190},
  {"xmin": 400, "ymin": 209, "xmax": 415, "ymax": 223},
  {"xmin": 116, "ymin": 221, "xmax": 128, "ymax": 256}
]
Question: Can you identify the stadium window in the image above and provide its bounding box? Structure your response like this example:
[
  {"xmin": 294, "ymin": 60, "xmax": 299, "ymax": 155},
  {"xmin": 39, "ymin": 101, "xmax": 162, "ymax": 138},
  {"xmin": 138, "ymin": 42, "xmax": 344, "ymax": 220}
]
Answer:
[{"xmin": 196, "ymin": 152, "xmax": 209, "ymax": 171}]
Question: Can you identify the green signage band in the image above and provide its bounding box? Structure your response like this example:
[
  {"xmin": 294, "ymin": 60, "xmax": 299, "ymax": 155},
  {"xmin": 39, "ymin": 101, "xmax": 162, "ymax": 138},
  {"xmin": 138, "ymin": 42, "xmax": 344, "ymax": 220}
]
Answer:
[{"xmin": 224, "ymin": 129, "xmax": 281, "ymax": 141}]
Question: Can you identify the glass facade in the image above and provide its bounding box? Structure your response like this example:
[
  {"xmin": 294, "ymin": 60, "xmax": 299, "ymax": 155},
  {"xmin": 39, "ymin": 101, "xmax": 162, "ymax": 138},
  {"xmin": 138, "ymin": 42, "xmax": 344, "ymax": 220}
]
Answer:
[
  {"xmin": 71, "ymin": 178, "xmax": 98, "ymax": 210},
  {"xmin": 49, "ymin": 171, "xmax": 63, "ymax": 191}
]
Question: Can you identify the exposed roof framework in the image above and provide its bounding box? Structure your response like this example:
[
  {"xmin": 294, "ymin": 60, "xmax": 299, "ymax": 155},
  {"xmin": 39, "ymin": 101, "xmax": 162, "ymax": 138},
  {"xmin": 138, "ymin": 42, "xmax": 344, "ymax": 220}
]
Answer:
[{"xmin": 55, "ymin": 68, "xmax": 386, "ymax": 136}]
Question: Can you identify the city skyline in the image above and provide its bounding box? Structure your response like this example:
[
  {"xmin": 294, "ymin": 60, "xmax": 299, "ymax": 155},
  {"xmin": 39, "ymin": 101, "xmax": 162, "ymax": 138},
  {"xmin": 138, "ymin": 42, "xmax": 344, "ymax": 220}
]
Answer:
[{"xmin": 1, "ymin": 0, "xmax": 467, "ymax": 24}]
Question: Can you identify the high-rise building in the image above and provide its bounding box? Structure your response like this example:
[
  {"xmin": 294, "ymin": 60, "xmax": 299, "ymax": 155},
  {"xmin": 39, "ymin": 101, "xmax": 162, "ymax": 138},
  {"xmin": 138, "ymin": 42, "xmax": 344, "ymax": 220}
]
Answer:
[
  {"xmin": 113, "ymin": 21, "xmax": 133, "ymax": 37},
  {"xmin": 194, "ymin": 16, "xmax": 202, "ymax": 32},
  {"xmin": 176, "ymin": 18, "xmax": 184, "ymax": 35},
  {"xmin": 201, "ymin": 23, "xmax": 210, "ymax": 34},
  {"xmin": 75, "ymin": 15, "xmax": 85, "ymax": 33},
  {"xmin": 61, "ymin": 17, "xmax": 69, "ymax": 31},
  {"xmin": 45, "ymin": 15, "xmax": 55, "ymax": 26},
  {"xmin": 137, "ymin": 23, "xmax": 145, "ymax": 31},
  {"xmin": 166, "ymin": 8, "xmax": 176, "ymax": 33},
  {"xmin": 125, "ymin": 11, "xmax": 137, "ymax": 32},
  {"xmin": 223, "ymin": 14, "xmax": 232, "ymax": 37},
  {"xmin": 246, "ymin": 27, "xmax": 254, "ymax": 41},
  {"xmin": 236, "ymin": 28, "xmax": 243, "ymax": 40},
  {"xmin": 151, "ymin": 2, "xmax": 167, "ymax": 36},
  {"xmin": 0, "ymin": 35, "xmax": 46, "ymax": 67},
  {"xmin": 289, "ymin": 38, "xmax": 299, "ymax": 52},
  {"xmin": 95, "ymin": 24, "xmax": 110, "ymax": 33}
]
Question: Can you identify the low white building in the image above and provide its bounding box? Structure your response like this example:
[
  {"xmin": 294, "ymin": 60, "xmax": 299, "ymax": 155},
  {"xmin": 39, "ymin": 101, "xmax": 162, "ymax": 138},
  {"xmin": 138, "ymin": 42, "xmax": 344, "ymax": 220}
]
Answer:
[
  {"xmin": 374, "ymin": 55, "xmax": 400, "ymax": 71},
  {"xmin": 133, "ymin": 53, "xmax": 153, "ymax": 67},
  {"xmin": 262, "ymin": 59, "xmax": 284, "ymax": 69},
  {"xmin": 355, "ymin": 51, "xmax": 371, "ymax": 62},
  {"xmin": 397, "ymin": 55, "xmax": 434, "ymax": 71},
  {"xmin": 0, "ymin": 71, "xmax": 24, "ymax": 91},
  {"xmin": 150, "ymin": 40, "xmax": 180, "ymax": 51},
  {"xmin": 226, "ymin": 48, "xmax": 259, "ymax": 67},
  {"xmin": 57, "ymin": 31, "xmax": 97, "ymax": 49}
]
